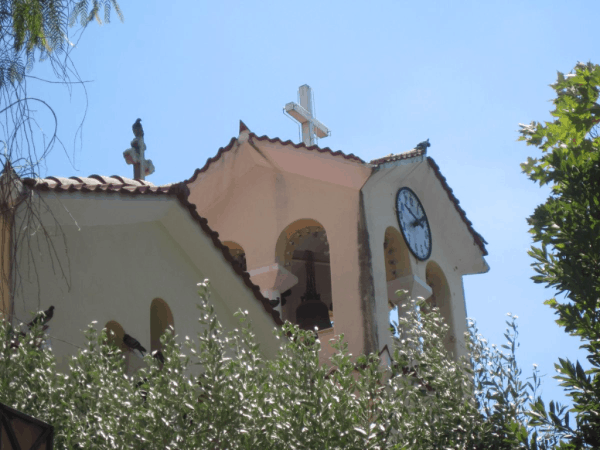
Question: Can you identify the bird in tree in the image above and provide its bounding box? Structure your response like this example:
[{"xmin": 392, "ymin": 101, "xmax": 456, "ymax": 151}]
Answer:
[
  {"xmin": 152, "ymin": 350, "xmax": 165, "ymax": 364},
  {"xmin": 132, "ymin": 118, "xmax": 144, "ymax": 138},
  {"xmin": 123, "ymin": 333, "xmax": 147, "ymax": 356},
  {"xmin": 28, "ymin": 305, "xmax": 55, "ymax": 328},
  {"xmin": 415, "ymin": 139, "xmax": 430, "ymax": 151}
]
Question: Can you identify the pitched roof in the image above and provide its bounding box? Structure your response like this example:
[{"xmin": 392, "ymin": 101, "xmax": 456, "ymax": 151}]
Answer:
[
  {"xmin": 184, "ymin": 132, "xmax": 365, "ymax": 185},
  {"xmin": 21, "ymin": 175, "xmax": 284, "ymax": 327},
  {"xmin": 185, "ymin": 131, "xmax": 488, "ymax": 257},
  {"xmin": 368, "ymin": 148, "xmax": 488, "ymax": 256}
]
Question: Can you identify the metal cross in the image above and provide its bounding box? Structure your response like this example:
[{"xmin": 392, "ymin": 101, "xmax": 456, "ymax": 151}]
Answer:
[{"xmin": 284, "ymin": 85, "xmax": 330, "ymax": 146}]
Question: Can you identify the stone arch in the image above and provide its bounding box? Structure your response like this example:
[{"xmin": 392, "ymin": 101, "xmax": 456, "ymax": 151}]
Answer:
[
  {"xmin": 274, "ymin": 218, "xmax": 333, "ymax": 329},
  {"xmin": 150, "ymin": 298, "xmax": 174, "ymax": 354},
  {"xmin": 104, "ymin": 320, "xmax": 126, "ymax": 352},
  {"xmin": 425, "ymin": 261, "xmax": 455, "ymax": 353},
  {"xmin": 222, "ymin": 241, "xmax": 247, "ymax": 272}
]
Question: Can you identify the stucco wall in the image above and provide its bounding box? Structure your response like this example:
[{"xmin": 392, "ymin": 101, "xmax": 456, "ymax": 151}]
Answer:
[
  {"xmin": 11, "ymin": 193, "xmax": 282, "ymax": 373},
  {"xmin": 188, "ymin": 138, "xmax": 374, "ymax": 357},
  {"xmin": 362, "ymin": 159, "xmax": 487, "ymax": 359}
]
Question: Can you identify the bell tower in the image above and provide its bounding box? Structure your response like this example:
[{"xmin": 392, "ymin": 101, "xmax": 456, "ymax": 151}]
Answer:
[{"xmin": 185, "ymin": 87, "xmax": 488, "ymax": 362}]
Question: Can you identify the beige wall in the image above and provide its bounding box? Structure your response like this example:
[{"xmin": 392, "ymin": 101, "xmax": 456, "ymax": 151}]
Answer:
[
  {"xmin": 188, "ymin": 136, "xmax": 374, "ymax": 357},
  {"xmin": 362, "ymin": 158, "xmax": 488, "ymax": 359},
  {"xmin": 187, "ymin": 136, "xmax": 487, "ymax": 361},
  {"xmin": 12, "ymin": 192, "xmax": 282, "ymax": 373}
]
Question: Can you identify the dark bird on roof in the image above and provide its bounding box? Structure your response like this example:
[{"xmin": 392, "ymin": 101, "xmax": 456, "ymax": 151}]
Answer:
[
  {"xmin": 132, "ymin": 118, "xmax": 144, "ymax": 138},
  {"xmin": 28, "ymin": 305, "xmax": 54, "ymax": 328},
  {"xmin": 123, "ymin": 333, "xmax": 147, "ymax": 356},
  {"xmin": 415, "ymin": 139, "xmax": 430, "ymax": 151}
]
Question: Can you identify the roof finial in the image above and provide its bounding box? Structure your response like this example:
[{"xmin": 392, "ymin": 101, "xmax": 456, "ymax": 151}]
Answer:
[
  {"xmin": 239, "ymin": 120, "xmax": 250, "ymax": 133},
  {"xmin": 123, "ymin": 118, "xmax": 155, "ymax": 180}
]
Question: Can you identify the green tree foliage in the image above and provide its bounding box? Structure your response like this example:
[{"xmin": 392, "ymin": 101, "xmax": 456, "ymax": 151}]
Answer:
[
  {"xmin": 0, "ymin": 0, "xmax": 123, "ymax": 176},
  {"xmin": 0, "ymin": 283, "xmax": 556, "ymax": 449},
  {"xmin": 0, "ymin": 0, "xmax": 123, "ymax": 315},
  {"xmin": 1, "ymin": 0, "xmax": 123, "ymax": 83},
  {"xmin": 519, "ymin": 62, "xmax": 600, "ymax": 448}
]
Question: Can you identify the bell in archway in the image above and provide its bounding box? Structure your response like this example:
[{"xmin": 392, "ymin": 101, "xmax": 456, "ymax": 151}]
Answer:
[{"xmin": 295, "ymin": 251, "xmax": 332, "ymax": 331}]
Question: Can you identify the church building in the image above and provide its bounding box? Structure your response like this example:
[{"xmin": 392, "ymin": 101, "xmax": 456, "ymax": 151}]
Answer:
[{"xmin": 0, "ymin": 85, "xmax": 488, "ymax": 371}]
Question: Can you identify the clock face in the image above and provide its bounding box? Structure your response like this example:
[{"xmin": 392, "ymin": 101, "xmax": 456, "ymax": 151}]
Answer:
[{"xmin": 395, "ymin": 187, "xmax": 432, "ymax": 261}]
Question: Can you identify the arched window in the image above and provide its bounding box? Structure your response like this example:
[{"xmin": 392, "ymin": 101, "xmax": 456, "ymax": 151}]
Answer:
[
  {"xmin": 222, "ymin": 241, "xmax": 247, "ymax": 272},
  {"xmin": 425, "ymin": 261, "xmax": 455, "ymax": 354},
  {"xmin": 384, "ymin": 227, "xmax": 413, "ymax": 331},
  {"xmin": 275, "ymin": 219, "xmax": 333, "ymax": 330},
  {"xmin": 150, "ymin": 298, "xmax": 174, "ymax": 354}
]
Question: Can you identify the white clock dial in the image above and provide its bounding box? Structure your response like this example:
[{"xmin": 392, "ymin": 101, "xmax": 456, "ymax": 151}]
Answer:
[{"xmin": 395, "ymin": 187, "xmax": 432, "ymax": 261}]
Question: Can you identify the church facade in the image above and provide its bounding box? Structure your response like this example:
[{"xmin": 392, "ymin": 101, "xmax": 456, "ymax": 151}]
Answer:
[
  {"xmin": 185, "ymin": 121, "xmax": 488, "ymax": 363},
  {"xmin": 1, "ymin": 90, "xmax": 488, "ymax": 370}
]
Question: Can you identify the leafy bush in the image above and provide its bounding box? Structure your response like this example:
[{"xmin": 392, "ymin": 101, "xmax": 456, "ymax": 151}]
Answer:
[{"xmin": 0, "ymin": 282, "xmax": 558, "ymax": 449}]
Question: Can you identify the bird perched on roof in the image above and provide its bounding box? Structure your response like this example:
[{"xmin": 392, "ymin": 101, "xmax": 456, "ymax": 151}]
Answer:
[
  {"xmin": 123, "ymin": 333, "xmax": 147, "ymax": 356},
  {"xmin": 28, "ymin": 305, "xmax": 54, "ymax": 328},
  {"xmin": 132, "ymin": 118, "xmax": 144, "ymax": 138},
  {"xmin": 415, "ymin": 139, "xmax": 430, "ymax": 151}
]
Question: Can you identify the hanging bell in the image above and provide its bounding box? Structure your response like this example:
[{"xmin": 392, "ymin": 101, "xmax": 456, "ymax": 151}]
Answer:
[
  {"xmin": 295, "ymin": 250, "xmax": 332, "ymax": 331},
  {"xmin": 296, "ymin": 299, "xmax": 332, "ymax": 331}
]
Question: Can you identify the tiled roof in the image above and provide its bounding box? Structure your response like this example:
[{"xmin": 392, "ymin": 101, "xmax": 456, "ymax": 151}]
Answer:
[
  {"xmin": 184, "ymin": 131, "xmax": 365, "ymax": 185},
  {"xmin": 22, "ymin": 175, "xmax": 284, "ymax": 327},
  {"xmin": 251, "ymin": 134, "xmax": 365, "ymax": 163},
  {"xmin": 369, "ymin": 148, "xmax": 426, "ymax": 165}
]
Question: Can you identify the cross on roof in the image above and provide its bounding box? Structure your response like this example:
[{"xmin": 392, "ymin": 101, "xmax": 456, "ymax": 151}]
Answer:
[
  {"xmin": 123, "ymin": 118, "xmax": 155, "ymax": 180},
  {"xmin": 284, "ymin": 85, "xmax": 330, "ymax": 146}
]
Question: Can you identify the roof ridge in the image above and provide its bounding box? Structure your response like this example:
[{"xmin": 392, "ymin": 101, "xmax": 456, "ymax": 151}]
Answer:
[{"xmin": 369, "ymin": 148, "xmax": 426, "ymax": 165}]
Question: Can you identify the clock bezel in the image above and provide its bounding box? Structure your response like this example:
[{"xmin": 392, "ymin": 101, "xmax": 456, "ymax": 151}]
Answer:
[{"xmin": 395, "ymin": 187, "xmax": 432, "ymax": 261}]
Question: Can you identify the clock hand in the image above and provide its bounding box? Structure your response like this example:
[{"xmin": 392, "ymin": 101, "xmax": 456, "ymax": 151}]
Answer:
[{"xmin": 405, "ymin": 206, "xmax": 419, "ymax": 224}]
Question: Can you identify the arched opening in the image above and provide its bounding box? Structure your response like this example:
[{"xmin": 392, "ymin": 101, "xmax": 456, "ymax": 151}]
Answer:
[
  {"xmin": 384, "ymin": 227, "xmax": 413, "ymax": 332},
  {"xmin": 150, "ymin": 298, "xmax": 174, "ymax": 355},
  {"xmin": 222, "ymin": 241, "xmax": 247, "ymax": 272},
  {"xmin": 425, "ymin": 261, "xmax": 455, "ymax": 354},
  {"xmin": 104, "ymin": 320, "xmax": 126, "ymax": 352},
  {"xmin": 275, "ymin": 219, "xmax": 333, "ymax": 330}
]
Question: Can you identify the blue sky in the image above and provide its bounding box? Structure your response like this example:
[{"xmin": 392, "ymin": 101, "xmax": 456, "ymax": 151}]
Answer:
[{"xmin": 27, "ymin": 0, "xmax": 600, "ymax": 407}]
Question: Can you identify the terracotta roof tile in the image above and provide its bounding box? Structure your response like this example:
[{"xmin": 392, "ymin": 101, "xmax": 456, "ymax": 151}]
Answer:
[
  {"xmin": 21, "ymin": 175, "xmax": 284, "ymax": 327},
  {"xmin": 369, "ymin": 148, "xmax": 426, "ymax": 165},
  {"xmin": 251, "ymin": 134, "xmax": 365, "ymax": 163}
]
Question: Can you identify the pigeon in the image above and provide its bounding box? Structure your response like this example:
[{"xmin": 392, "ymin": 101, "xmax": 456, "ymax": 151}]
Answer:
[
  {"xmin": 132, "ymin": 118, "xmax": 144, "ymax": 138},
  {"xmin": 415, "ymin": 139, "xmax": 430, "ymax": 151},
  {"xmin": 135, "ymin": 378, "xmax": 149, "ymax": 402},
  {"xmin": 123, "ymin": 333, "xmax": 147, "ymax": 356},
  {"xmin": 152, "ymin": 350, "xmax": 165, "ymax": 364},
  {"xmin": 28, "ymin": 305, "xmax": 54, "ymax": 328}
]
